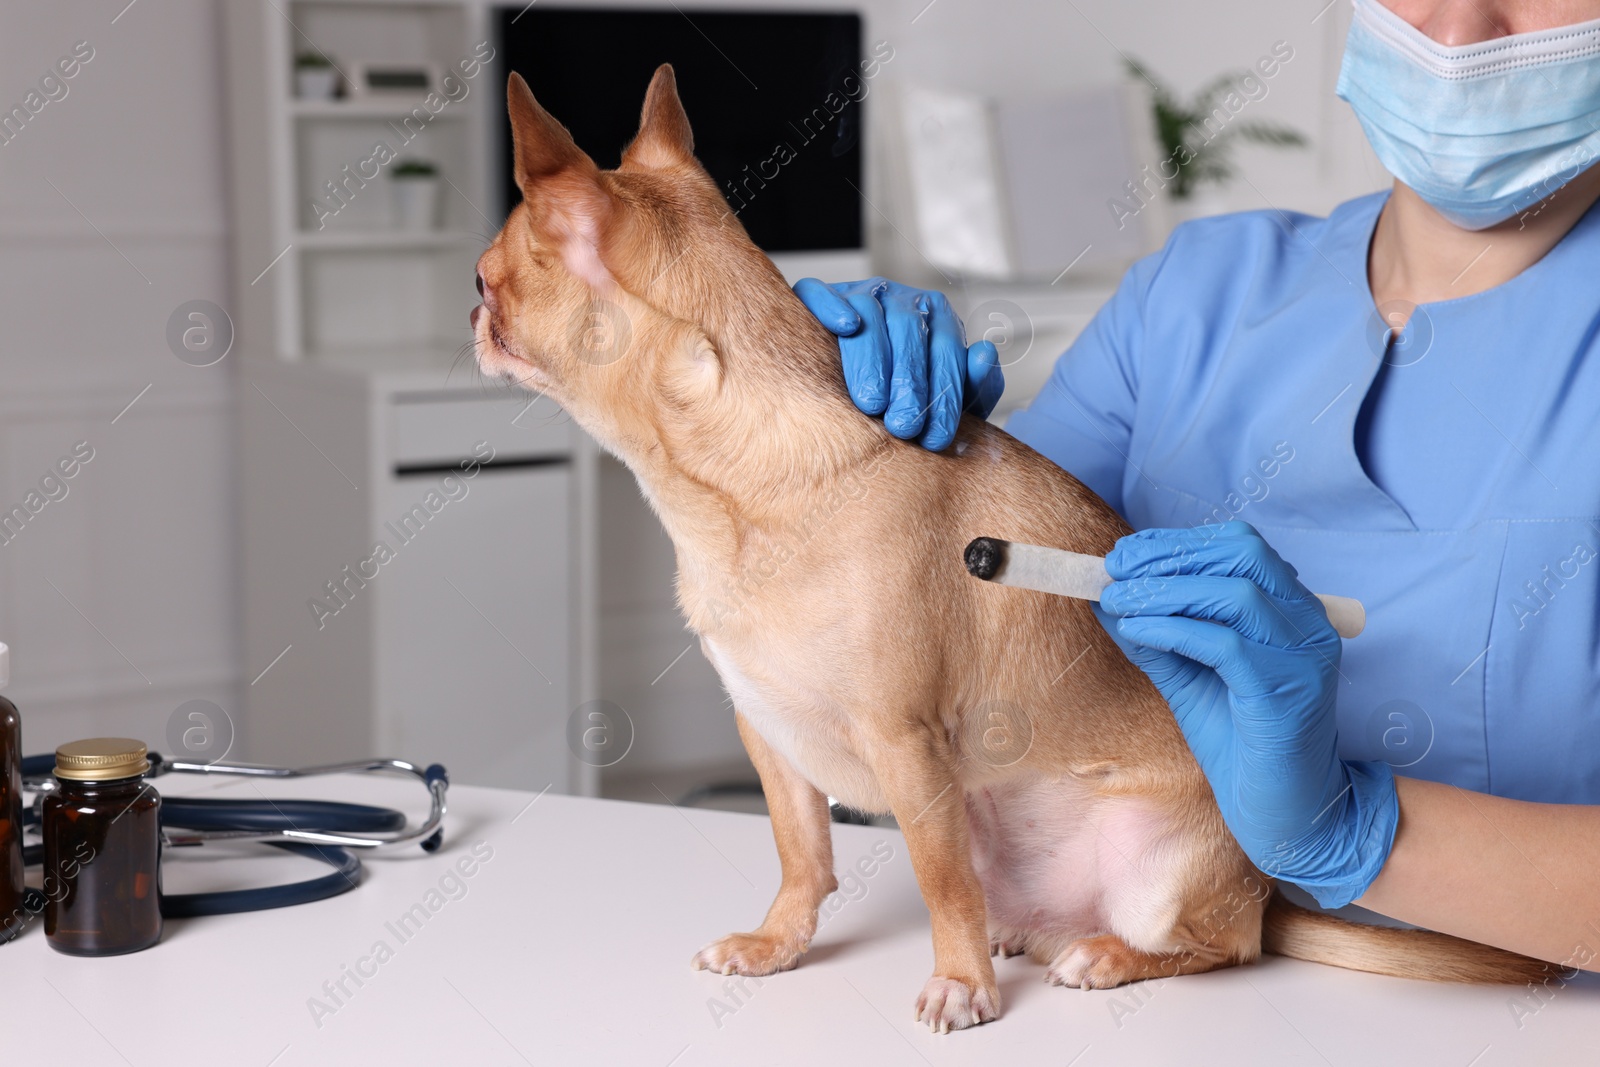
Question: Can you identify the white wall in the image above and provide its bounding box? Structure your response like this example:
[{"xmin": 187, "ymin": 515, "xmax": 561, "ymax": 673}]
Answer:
[
  {"xmin": 0, "ymin": 0, "xmax": 239, "ymax": 755},
  {"xmin": 0, "ymin": 0, "xmax": 1392, "ymax": 776}
]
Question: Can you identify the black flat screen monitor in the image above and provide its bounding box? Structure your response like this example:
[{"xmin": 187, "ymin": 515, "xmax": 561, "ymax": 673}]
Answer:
[{"xmin": 495, "ymin": 7, "xmax": 863, "ymax": 254}]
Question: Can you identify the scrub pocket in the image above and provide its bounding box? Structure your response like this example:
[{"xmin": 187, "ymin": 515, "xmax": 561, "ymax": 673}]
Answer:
[{"xmin": 1482, "ymin": 518, "xmax": 1600, "ymax": 803}]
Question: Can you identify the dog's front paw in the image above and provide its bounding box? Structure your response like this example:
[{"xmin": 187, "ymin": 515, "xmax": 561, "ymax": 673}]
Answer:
[
  {"xmin": 914, "ymin": 975, "xmax": 1000, "ymax": 1034},
  {"xmin": 691, "ymin": 931, "xmax": 806, "ymax": 977}
]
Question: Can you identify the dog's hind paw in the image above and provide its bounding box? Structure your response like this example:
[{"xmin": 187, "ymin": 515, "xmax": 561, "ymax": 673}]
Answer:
[
  {"xmin": 691, "ymin": 931, "xmax": 806, "ymax": 977},
  {"xmin": 1047, "ymin": 935, "xmax": 1161, "ymax": 990},
  {"xmin": 914, "ymin": 976, "xmax": 1000, "ymax": 1034},
  {"xmin": 989, "ymin": 933, "xmax": 1028, "ymax": 958}
]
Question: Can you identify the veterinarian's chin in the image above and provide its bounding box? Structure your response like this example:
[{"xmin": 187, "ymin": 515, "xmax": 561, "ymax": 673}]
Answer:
[{"xmin": 471, "ymin": 303, "xmax": 556, "ymax": 398}]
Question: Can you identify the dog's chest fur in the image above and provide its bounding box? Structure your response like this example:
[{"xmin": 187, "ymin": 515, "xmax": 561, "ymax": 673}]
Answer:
[{"xmin": 703, "ymin": 637, "xmax": 891, "ymax": 812}]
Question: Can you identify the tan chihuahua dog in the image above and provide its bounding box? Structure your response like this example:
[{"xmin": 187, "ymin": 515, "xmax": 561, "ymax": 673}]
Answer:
[{"xmin": 473, "ymin": 68, "xmax": 1549, "ymax": 1031}]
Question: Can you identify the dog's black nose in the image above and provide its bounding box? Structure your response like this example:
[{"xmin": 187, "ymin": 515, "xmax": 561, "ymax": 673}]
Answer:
[{"xmin": 475, "ymin": 272, "xmax": 485, "ymax": 297}]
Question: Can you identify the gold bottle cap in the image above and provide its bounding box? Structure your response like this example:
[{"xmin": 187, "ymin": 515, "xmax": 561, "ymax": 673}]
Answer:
[{"xmin": 55, "ymin": 738, "xmax": 150, "ymax": 781}]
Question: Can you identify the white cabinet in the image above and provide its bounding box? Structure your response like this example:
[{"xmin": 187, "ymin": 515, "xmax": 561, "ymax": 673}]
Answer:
[
  {"xmin": 376, "ymin": 460, "xmax": 572, "ymax": 790},
  {"xmin": 237, "ymin": 354, "xmax": 597, "ymax": 794}
]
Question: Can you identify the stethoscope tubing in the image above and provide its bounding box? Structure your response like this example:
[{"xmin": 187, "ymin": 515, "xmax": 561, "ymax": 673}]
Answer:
[{"xmin": 11, "ymin": 751, "xmax": 449, "ymax": 921}]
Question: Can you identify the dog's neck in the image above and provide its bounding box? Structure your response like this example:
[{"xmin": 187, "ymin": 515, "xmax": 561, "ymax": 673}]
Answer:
[
  {"xmin": 637, "ymin": 251, "xmax": 884, "ymax": 488},
  {"xmin": 608, "ymin": 266, "xmax": 892, "ymax": 608}
]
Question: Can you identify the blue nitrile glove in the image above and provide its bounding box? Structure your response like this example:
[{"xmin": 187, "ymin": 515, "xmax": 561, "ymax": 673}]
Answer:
[
  {"xmin": 1095, "ymin": 521, "xmax": 1399, "ymax": 909},
  {"xmin": 793, "ymin": 277, "xmax": 1003, "ymax": 452}
]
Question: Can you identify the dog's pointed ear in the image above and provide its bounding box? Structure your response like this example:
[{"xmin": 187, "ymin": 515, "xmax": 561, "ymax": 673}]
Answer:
[
  {"xmin": 507, "ymin": 73, "xmax": 614, "ymax": 290},
  {"xmin": 621, "ymin": 64, "xmax": 694, "ymax": 169},
  {"xmin": 508, "ymin": 72, "xmax": 594, "ymax": 187}
]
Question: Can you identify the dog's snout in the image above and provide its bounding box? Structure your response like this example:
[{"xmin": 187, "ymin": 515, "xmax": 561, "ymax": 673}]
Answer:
[{"xmin": 475, "ymin": 271, "xmax": 485, "ymax": 297}]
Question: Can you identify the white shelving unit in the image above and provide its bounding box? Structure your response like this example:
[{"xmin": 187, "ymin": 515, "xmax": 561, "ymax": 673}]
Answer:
[
  {"xmin": 226, "ymin": 0, "xmax": 495, "ymax": 362},
  {"xmin": 222, "ymin": 0, "xmax": 598, "ymax": 795}
]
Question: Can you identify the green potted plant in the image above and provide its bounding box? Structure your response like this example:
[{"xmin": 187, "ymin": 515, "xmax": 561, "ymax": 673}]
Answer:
[
  {"xmin": 1125, "ymin": 58, "xmax": 1307, "ymax": 205},
  {"xmin": 294, "ymin": 51, "xmax": 339, "ymax": 101},
  {"xmin": 389, "ymin": 159, "xmax": 440, "ymax": 231}
]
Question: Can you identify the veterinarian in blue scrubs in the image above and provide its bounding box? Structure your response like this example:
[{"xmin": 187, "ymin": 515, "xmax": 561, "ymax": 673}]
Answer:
[{"xmin": 797, "ymin": 0, "xmax": 1600, "ymax": 970}]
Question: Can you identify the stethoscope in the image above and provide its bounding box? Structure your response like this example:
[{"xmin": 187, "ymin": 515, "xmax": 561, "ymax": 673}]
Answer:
[{"xmin": 18, "ymin": 751, "xmax": 448, "ymax": 918}]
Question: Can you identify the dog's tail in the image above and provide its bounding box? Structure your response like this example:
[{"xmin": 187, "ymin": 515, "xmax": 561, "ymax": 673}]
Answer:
[{"xmin": 1261, "ymin": 892, "xmax": 1558, "ymax": 984}]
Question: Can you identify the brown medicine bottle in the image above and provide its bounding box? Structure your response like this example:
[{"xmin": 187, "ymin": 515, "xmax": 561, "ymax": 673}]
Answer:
[
  {"xmin": 0, "ymin": 644, "xmax": 21, "ymax": 944},
  {"xmin": 44, "ymin": 738, "xmax": 162, "ymax": 955}
]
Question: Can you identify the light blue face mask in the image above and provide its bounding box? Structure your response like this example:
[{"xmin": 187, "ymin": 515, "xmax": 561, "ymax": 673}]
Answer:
[{"xmin": 1337, "ymin": 0, "xmax": 1600, "ymax": 230}]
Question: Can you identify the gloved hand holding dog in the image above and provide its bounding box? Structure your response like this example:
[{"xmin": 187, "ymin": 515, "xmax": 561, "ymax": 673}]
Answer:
[
  {"xmin": 1096, "ymin": 522, "xmax": 1400, "ymax": 908},
  {"xmin": 794, "ymin": 277, "xmax": 1004, "ymax": 451}
]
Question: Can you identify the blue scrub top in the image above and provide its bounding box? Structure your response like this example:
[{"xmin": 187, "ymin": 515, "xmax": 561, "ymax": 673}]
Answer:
[{"xmin": 1008, "ymin": 190, "xmax": 1600, "ymax": 805}]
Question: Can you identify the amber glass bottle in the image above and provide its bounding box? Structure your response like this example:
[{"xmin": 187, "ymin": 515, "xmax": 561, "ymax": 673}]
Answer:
[
  {"xmin": 43, "ymin": 738, "xmax": 162, "ymax": 956},
  {"xmin": 0, "ymin": 644, "xmax": 21, "ymax": 944}
]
